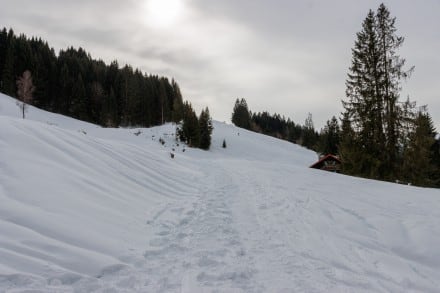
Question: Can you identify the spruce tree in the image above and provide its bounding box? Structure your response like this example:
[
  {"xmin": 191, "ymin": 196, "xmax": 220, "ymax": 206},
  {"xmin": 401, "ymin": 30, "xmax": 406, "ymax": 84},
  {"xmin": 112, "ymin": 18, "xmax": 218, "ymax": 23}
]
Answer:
[
  {"xmin": 101, "ymin": 87, "xmax": 117, "ymax": 127},
  {"xmin": 231, "ymin": 98, "xmax": 251, "ymax": 129},
  {"xmin": 172, "ymin": 97, "xmax": 183, "ymax": 123},
  {"xmin": 1, "ymin": 29, "xmax": 15, "ymax": 96},
  {"xmin": 402, "ymin": 111, "xmax": 438, "ymax": 187},
  {"xmin": 376, "ymin": 4, "xmax": 413, "ymax": 176},
  {"xmin": 300, "ymin": 113, "xmax": 318, "ymax": 150},
  {"xmin": 171, "ymin": 80, "xmax": 184, "ymax": 123},
  {"xmin": 57, "ymin": 63, "xmax": 72, "ymax": 114},
  {"xmin": 158, "ymin": 79, "xmax": 168, "ymax": 124},
  {"xmin": 70, "ymin": 73, "xmax": 88, "ymax": 120},
  {"xmin": 318, "ymin": 116, "xmax": 340, "ymax": 155},
  {"xmin": 0, "ymin": 28, "xmax": 7, "ymax": 82},
  {"xmin": 199, "ymin": 107, "xmax": 213, "ymax": 150},
  {"xmin": 178, "ymin": 102, "xmax": 200, "ymax": 147},
  {"xmin": 339, "ymin": 112, "xmax": 362, "ymax": 175},
  {"xmin": 341, "ymin": 4, "xmax": 413, "ymax": 180},
  {"xmin": 431, "ymin": 136, "xmax": 440, "ymax": 187}
]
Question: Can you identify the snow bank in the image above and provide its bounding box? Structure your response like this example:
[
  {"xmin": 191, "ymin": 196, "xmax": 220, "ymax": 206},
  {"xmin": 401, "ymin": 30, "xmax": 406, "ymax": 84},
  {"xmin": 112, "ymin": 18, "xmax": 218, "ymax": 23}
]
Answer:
[{"xmin": 1, "ymin": 93, "xmax": 440, "ymax": 292}]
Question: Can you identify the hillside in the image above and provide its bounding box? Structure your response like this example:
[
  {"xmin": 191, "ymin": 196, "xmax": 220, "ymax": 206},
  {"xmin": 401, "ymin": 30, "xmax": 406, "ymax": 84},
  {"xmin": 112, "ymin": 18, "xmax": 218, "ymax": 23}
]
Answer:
[{"xmin": 1, "ymin": 93, "xmax": 440, "ymax": 292}]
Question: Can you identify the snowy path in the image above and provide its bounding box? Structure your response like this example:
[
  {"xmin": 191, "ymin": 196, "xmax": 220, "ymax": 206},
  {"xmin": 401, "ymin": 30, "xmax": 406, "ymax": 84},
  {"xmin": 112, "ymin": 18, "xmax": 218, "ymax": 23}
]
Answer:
[
  {"xmin": 92, "ymin": 156, "xmax": 440, "ymax": 293},
  {"xmin": 121, "ymin": 159, "xmax": 261, "ymax": 292}
]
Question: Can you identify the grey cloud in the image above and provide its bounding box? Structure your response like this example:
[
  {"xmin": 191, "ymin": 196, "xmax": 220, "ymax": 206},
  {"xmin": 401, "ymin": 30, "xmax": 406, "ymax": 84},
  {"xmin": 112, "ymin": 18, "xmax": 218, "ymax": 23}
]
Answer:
[{"xmin": 0, "ymin": 0, "xmax": 439, "ymax": 128}]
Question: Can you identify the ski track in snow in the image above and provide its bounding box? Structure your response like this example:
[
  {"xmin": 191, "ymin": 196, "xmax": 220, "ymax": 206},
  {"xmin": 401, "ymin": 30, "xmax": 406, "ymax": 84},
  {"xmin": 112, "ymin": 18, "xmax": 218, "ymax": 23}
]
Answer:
[{"xmin": 1, "ymin": 93, "xmax": 440, "ymax": 292}]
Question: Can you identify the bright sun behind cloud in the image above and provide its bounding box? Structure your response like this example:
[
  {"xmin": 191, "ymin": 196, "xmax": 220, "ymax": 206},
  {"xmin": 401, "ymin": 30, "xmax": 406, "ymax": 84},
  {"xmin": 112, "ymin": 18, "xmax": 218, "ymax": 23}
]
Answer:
[{"xmin": 143, "ymin": 0, "xmax": 184, "ymax": 28}]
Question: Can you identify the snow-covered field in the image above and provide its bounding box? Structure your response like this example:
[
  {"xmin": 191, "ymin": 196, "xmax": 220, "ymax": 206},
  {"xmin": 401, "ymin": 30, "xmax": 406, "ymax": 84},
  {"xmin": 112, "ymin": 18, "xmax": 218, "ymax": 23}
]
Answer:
[{"xmin": 1, "ymin": 93, "xmax": 440, "ymax": 292}]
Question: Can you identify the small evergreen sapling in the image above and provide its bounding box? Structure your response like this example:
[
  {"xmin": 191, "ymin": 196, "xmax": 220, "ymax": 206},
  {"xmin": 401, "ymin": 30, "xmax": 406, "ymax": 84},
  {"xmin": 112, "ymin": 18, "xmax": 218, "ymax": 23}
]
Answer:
[{"xmin": 222, "ymin": 139, "xmax": 227, "ymax": 148}]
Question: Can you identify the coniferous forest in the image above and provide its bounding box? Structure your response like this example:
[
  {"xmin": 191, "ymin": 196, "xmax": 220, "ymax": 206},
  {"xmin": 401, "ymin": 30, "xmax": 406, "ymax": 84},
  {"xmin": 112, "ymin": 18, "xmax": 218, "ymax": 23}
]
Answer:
[
  {"xmin": 0, "ymin": 27, "xmax": 213, "ymax": 150},
  {"xmin": 231, "ymin": 98, "xmax": 319, "ymax": 150},
  {"xmin": 231, "ymin": 4, "xmax": 440, "ymax": 188},
  {"xmin": 0, "ymin": 27, "xmax": 185, "ymax": 128}
]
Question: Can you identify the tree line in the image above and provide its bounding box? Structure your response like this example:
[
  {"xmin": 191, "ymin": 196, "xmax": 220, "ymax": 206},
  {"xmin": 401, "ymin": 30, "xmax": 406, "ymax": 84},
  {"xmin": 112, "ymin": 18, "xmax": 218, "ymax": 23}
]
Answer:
[
  {"xmin": 231, "ymin": 98, "xmax": 319, "ymax": 151},
  {"xmin": 231, "ymin": 4, "xmax": 439, "ymax": 188},
  {"xmin": 0, "ymin": 27, "xmax": 184, "ymax": 127},
  {"xmin": 0, "ymin": 27, "xmax": 213, "ymax": 150}
]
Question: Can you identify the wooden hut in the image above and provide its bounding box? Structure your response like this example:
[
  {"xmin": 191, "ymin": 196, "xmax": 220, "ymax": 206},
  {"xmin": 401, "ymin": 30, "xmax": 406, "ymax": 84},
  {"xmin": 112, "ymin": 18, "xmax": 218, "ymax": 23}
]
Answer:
[{"xmin": 310, "ymin": 154, "xmax": 342, "ymax": 173}]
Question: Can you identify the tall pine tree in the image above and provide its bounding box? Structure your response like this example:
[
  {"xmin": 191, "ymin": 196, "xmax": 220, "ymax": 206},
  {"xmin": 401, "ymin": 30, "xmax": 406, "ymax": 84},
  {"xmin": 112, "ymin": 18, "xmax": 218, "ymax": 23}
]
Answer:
[{"xmin": 341, "ymin": 4, "xmax": 413, "ymax": 180}]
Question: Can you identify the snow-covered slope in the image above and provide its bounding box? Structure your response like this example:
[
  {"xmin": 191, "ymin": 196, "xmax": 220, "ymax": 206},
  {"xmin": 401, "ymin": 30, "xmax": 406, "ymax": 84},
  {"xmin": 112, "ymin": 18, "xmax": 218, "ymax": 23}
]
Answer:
[{"xmin": 1, "ymin": 93, "xmax": 439, "ymax": 292}]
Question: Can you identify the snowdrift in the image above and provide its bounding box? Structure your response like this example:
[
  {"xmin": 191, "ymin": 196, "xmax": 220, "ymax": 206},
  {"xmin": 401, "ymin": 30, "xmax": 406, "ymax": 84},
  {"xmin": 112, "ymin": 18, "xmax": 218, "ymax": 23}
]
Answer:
[{"xmin": 1, "ymin": 93, "xmax": 439, "ymax": 292}]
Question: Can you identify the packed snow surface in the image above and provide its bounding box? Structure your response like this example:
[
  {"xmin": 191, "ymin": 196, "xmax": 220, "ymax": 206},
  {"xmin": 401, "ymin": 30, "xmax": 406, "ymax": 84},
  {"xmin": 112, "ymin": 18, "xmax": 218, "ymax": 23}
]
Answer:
[{"xmin": 1, "ymin": 93, "xmax": 440, "ymax": 292}]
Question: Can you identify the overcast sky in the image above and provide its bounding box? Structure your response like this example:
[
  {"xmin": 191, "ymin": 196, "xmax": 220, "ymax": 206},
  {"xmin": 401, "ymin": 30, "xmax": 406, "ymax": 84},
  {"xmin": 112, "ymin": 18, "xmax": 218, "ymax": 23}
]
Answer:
[{"xmin": 1, "ymin": 0, "xmax": 439, "ymax": 129}]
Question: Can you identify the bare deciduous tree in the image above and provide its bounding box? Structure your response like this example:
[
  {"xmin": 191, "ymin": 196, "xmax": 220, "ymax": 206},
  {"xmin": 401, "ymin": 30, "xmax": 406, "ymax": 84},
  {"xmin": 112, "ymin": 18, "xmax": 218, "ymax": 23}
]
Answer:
[{"xmin": 16, "ymin": 70, "xmax": 35, "ymax": 119}]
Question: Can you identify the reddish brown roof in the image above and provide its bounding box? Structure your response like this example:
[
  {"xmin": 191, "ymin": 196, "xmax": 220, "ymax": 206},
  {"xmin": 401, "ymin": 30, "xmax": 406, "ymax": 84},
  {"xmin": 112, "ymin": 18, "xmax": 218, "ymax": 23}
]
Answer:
[{"xmin": 310, "ymin": 154, "xmax": 341, "ymax": 170}]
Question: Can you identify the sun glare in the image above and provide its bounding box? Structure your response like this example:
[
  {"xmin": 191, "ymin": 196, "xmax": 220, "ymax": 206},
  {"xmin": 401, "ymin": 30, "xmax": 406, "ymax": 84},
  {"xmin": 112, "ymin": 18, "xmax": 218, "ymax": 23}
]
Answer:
[{"xmin": 143, "ymin": 0, "xmax": 184, "ymax": 28}]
